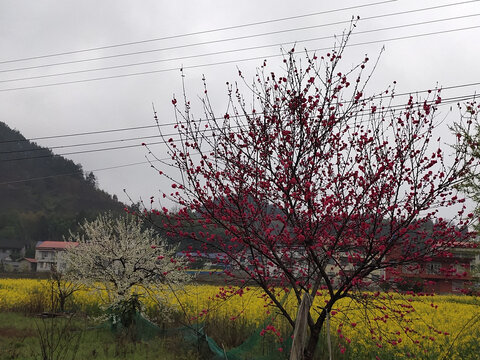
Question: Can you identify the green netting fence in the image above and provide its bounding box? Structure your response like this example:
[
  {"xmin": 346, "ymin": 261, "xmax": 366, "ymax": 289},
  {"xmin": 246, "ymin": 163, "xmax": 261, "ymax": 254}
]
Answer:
[{"xmin": 101, "ymin": 312, "xmax": 293, "ymax": 360}]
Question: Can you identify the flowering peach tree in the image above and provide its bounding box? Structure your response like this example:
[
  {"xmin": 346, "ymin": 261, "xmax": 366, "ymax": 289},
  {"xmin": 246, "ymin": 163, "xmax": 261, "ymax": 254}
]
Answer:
[{"xmin": 148, "ymin": 33, "xmax": 478, "ymax": 359}]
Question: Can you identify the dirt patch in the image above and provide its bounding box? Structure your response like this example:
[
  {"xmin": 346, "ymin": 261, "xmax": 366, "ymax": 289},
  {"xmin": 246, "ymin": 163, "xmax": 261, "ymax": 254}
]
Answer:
[{"xmin": 0, "ymin": 327, "xmax": 36, "ymax": 338}]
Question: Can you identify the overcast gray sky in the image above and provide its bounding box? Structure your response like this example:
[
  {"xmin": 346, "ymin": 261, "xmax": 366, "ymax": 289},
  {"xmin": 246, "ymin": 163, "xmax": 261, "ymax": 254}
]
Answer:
[{"xmin": 1, "ymin": 0, "xmax": 480, "ymax": 209}]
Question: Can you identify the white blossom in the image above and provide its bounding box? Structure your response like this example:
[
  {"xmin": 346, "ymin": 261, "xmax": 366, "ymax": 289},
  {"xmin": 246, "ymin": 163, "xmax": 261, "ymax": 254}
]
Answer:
[{"xmin": 64, "ymin": 213, "xmax": 189, "ymax": 316}]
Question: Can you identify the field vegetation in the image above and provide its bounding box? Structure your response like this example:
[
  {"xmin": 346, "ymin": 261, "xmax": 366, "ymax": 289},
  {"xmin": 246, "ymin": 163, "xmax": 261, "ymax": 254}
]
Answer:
[{"xmin": 1, "ymin": 278, "xmax": 480, "ymax": 359}]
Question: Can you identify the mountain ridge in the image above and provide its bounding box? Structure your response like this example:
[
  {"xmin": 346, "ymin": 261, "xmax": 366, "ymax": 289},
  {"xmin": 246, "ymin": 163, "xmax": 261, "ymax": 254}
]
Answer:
[{"xmin": 0, "ymin": 121, "xmax": 125, "ymax": 251}]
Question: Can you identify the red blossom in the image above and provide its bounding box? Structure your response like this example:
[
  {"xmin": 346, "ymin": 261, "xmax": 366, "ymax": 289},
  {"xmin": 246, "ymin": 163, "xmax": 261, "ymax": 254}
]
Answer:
[{"xmin": 151, "ymin": 31, "xmax": 478, "ymax": 360}]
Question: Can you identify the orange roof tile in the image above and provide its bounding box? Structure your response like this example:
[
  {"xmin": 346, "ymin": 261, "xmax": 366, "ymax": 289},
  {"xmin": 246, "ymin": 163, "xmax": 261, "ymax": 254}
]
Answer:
[{"xmin": 36, "ymin": 241, "xmax": 78, "ymax": 250}]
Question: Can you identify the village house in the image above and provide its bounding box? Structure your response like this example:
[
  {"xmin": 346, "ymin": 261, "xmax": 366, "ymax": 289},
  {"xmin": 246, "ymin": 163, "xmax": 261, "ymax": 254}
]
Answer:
[
  {"xmin": 0, "ymin": 239, "xmax": 27, "ymax": 272},
  {"xmin": 35, "ymin": 241, "xmax": 78, "ymax": 272},
  {"xmin": 1, "ymin": 257, "xmax": 37, "ymax": 272},
  {"xmin": 17, "ymin": 257, "xmax": 37, "ymax": 272},
  {"xmin": 0, "ymin": 238, "xmax": 26, "ymax": 262},
  {"xmin": 385, "ymin": 242, "xmax": 479, "ymax": 293}
]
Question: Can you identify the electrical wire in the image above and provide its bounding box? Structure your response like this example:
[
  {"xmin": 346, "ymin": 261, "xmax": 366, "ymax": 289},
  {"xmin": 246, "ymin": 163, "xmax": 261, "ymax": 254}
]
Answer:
[
  {"xmin": 1, "ymin": 80, "xmax": 479, "ymax": 146},
  {"xmin": 0, "ymin": 159, "xmax": 161, "ymax": 185},
  {"xmin": 0, "ymin": 124, "xmax": 163, "ymax": 144},
  {"xmin": 1, "ymin": 2, "xmax": 478, "ymax": 75},
  {"xmin": 0, "ymin": 140, "xmax": 166, "ymax": 162},
  {"xmin": 1, "ymin": 0, "xmax": 478, "ymax": 187},
  {"xmin": 0, "ymin": 134, "xmax": 163, "ymax": 154},
  {"xmin": 2, "ymin": 13, "xmax": 480, "ymax": 84},
  {"xmin": 1, "ymin": 92, "xmax": 477, "ymax": 163},
  {"xmin": 1, "ymin": 24, "xmax": 479, "ymax": 93},
  {"xmin": 0, "ymin": 0, "xmax": 399, "ymax": 65},
  {"xmin": 0, "ymin": 92, "xmax": 477, "ymax": 188}
]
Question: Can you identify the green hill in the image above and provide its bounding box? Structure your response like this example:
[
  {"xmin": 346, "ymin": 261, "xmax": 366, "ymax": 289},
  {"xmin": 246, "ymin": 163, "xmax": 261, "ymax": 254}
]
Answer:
[{"xmin": 0, "ymin": 121, "xmax": 125, "ymax": 253}]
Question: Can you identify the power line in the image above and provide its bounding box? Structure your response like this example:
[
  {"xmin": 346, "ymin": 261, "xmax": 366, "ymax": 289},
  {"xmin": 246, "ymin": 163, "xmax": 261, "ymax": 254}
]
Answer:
[
  {"xmin": 0, "ymin": 140, "xmax": 166, "ymax": 162},
  {"xmin": 1, "ymin": 24, "xmax": 480, "ymax": 93},
  {"xmin": 1, "ymin": 80, "xmax": 479, "ymax": 146},
  {"xmin": 0, "ymin": 134, "xmax": 164, "ymax": 154},
  {"xmin": 0, "ymin": 124, "xmax": 163, "ymax": 144},
  {"xmin": 1, "ymin": 2, "xmax": 478, "ymax": 75},
  {"xmin": 0, "ymin": 20, "xmax": 374, "ymax": 74},
  {"xmin": 0, "ymin": 159, "xmax": 161, "ymax": 186},
  {"xmin": 2, "ymin": 13, "xmax": 480, "ymax": 84},
  {"xmin": 2, "ymin": 92, "xmax": 477, "ymax": 163},
  {"xmin": 0, "ymin": 0, "xmax": 398, "ymax": 65},
  {"xmin": 0, "ymin": 92, "xmax": 476, "ymax": 186}
]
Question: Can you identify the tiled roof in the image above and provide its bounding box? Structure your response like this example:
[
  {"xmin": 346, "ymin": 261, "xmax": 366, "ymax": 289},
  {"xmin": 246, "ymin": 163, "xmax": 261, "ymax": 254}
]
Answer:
[{"xmin": 36, "ymin": 241, "xmax": 78, "ymax": 250}]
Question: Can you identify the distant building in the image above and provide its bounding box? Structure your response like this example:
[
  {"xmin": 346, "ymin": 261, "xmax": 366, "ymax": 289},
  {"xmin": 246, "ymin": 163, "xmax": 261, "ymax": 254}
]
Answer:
[
  {"xmin": 35, "ymin": 241, "xmax": 78, "ymax": 272},
  {"xmin": 0, "ymin": 239, "xmax": 27, "ymax": 272},
  {"xmin": 2, "ymin": 257, "xmax": 37, "ymax": 272},
  {"xmin": 18, "ymin": 257, "xmax": 37, "ymax": 272},
  {"xmin": 0, "ymin": 239, "xmax": 26, "ymax": 262},
  {"xmin": 385, "ymin": 242, "xmax": 479, "ymax": 293}
]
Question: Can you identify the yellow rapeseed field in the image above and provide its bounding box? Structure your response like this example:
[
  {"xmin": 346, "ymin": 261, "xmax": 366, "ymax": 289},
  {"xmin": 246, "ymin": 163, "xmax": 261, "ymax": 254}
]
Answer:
[{"xmin": 1, "ymin": 278, "xmax": 479, "ymax": 359}]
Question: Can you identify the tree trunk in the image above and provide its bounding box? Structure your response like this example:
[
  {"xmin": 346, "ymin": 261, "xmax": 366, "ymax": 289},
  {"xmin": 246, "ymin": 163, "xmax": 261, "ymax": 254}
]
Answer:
[
  {"xmin": 59, "ymin": 295, "xmax": 66, "ymax": 312},
  {"xmin": 290, "ymin": 294, "xmax": 312, "ymax": 360},
  {"xmin": 303, "ymin": 326, "xmax": 321, "ymax": 360},
  {"xmin": 303, "ymin": 308, "xmax": 328, "ymax": 360}
]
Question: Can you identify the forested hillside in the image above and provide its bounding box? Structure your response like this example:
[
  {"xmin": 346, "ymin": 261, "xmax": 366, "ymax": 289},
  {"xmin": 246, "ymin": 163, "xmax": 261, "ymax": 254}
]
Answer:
[{"xmin": 0, "ymin": 122, "xmax": 124, "ymax": 253}]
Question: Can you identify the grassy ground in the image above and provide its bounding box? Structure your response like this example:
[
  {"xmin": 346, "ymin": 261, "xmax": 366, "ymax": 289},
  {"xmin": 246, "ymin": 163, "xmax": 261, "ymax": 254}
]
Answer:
[
  {"xmin": 0, "ymin": 311, "xmax": 341, "ymax": 360},
  {"xmin": 0, "ymin": 312, "xmax": 201, "ymax": 360}
]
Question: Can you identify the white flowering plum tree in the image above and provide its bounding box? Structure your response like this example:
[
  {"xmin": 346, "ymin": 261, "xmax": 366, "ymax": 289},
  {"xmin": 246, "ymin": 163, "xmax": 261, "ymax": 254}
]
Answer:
[{"xmin": 65, "ymin": 213, "xmax": 189, "ymax": 323}]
